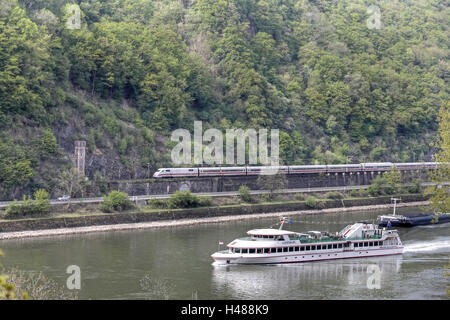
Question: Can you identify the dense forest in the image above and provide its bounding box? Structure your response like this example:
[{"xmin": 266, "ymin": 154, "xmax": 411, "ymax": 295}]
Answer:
[{"xmin": 0, "ymin": 0, "xmax": 448, "ymax": 200}]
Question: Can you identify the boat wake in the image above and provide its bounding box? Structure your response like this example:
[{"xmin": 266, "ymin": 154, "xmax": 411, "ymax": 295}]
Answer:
[{"xmin": 403, "ymin": 238, "xmax": 450, "ymax": 253}]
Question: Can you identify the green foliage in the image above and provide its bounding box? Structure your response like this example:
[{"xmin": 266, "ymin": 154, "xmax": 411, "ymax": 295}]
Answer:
[
  {"xmin": 238, "ymin": 185, "xmax": 252, "ymax": 203},
  {"xmin": 100, "ymin": 190, "xmax": 135, "ymax": 213},
  {"xmin": 407, "ymin": 179, "xmax": 422, "ymax": 194},
  {"xmin": 425, "ymin": 102, "xmax": 450, "ymax": 214},
  {"xmin": 305, "ymin": 196, "xmax": 318, "ymax": 208},
  {"xmin": 164, "ymin": 191, "xmax": 211, "ymax": 209},
  {"xmin": 368, "ymin": 167, "xmax": 403, "ymax": 196},
  {"xmin": 326, "ymin": 192, "xmax": 344, "ymax": 200},
  {"xmin": 381, "ymin": 167, "xmax": 402, "ymax": 195},
  {"xmin": 167, "ymin": 191, "xmax": 203, "ymax": 209},
  {"xmin": 1, "ymin": 249, "xmax": 27, "ymax": 300},
  {"xmin": 368, "ymin": 176, "xmax": 383, "ymax": 196},
  {"xmin": 5, "ymin": 189, "xmax": 51, "ymax": 219},
  {"xmin": 295, "ymin": 194, "xmax": 305, "ymax": 201},
  {"xmin": 40, "ymin": 128, "xmax": 58, "ymax": 158},
  {"xmin": 0, "ymin": 0, "xmax": 449, "ymax": 201},
  {"xmin": 147, "ymin": 198, "xmax": 168, "ymax": 209}
]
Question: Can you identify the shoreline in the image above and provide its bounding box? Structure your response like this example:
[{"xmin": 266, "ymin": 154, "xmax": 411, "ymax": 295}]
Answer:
[{"xmin": 0, "ymin": 200, "xmax": 429, "ymax": 241}]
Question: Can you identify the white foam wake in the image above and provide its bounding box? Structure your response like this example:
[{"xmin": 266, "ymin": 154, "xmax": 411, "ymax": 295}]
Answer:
[{"xmin": 403, "ymin": 239, "xmax": 450, "ymax": 253}]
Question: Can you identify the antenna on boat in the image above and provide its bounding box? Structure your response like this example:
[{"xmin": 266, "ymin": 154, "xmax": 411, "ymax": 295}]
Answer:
[{"xmin": 391, "ymin": 198, "xmax": 401, "ymax": 216}]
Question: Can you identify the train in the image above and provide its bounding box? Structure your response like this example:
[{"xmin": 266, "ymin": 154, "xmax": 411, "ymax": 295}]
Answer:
[{"xmin": 153, "ymin": 162, "xmax": 438, "ymax": 178}]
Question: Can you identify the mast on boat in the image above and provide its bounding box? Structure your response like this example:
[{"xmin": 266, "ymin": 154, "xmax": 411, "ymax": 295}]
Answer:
[
  {"xmin": 279, "ymin": 217, "xmax": 289, "ymax": 230},
  {"xmin": 391, "ymin": 197, "xmax": 401, "ymax": 216}
]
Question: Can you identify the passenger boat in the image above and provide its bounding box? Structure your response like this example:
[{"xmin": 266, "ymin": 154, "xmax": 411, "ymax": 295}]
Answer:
[{"xmin": 211, "ymin": 218, "xmax": 403, "ymax": 265}]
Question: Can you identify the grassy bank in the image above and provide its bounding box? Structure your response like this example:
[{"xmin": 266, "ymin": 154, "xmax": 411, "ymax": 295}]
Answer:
[{"xmin": 0, "ymin": 192, "xmax": 428, "ymax": 235}]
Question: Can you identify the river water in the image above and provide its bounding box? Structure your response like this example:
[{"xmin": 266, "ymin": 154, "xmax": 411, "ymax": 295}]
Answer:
[{"xmin": 0, "ymin": 206, "xmax": 449, "ymax": 300}]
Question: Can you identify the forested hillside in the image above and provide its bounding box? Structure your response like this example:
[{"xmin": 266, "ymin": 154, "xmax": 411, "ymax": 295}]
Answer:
[{"xmin": 0, "ymin": 0, "xmax": 448, "ymax": 200}]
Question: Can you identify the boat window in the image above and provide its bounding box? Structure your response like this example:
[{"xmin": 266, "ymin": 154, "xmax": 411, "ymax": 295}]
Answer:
[
  {"xmin": 264, "ymin": 248, "xmax": 270, "ymax": 254},
  {"xmin": 373, "ymin": 241, "xmax": 378, "ymax": 246},
  {"xmin": 369, "ymin": 242, "xmax": 373, "ymax": 247},
  {"xmin": 328, "ymin": 244, "xmax": 332, "ymax": 249},
  {"xmin": 338, "ymin": 244, "xmax": 342, "ymax": 248},
  {"xmin": 333, "ymin": 244, "xmax": 337, "ymax": 249},
  {"xmin": 242, "ymin": 248, "xmax": 248, "ymax": 254},
  {"xmin": 257, "ymin": 249, "xmax": 262, "ymax": 254},
  {"xmin": 305, "ymin": 246, "xmax": 310, "ymax": 251},
  {"xmin": 300, "ymin": 246, "xmax": 305, "ymax": 251},
  {"xmin": 379, "ymin": 241, "xmax": 383, "ymax": 246},
  {"xmin": 277, "ymin": 248, "xmax": 283, "ymax": 253},
  {"xmin": 311, "ymin": 245, "xmax": 316, "ymax": 250},
  {"xmin": 249, "ymin": 248, "xmax": 255, "ymax": 254},
  {"xmin": 235, "ymin": 248, "xmax": 240, "ymax": 254},
  {"xmin": 283, "ymin": 247, "xmax": 288, "ymax": 252},
  {"xmin": 364, "ymin": 242, "xmax": 368, "ymax": 247},
  {"xmin": 289, "ymin": 247, "xmax": 294, "ymax": 252},
  {"xmin": 295, "ymin": 246, "xmax": 299, "ymax": 252}
]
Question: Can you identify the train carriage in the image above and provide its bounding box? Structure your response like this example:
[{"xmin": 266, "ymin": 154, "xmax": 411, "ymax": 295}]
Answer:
[
  {"xmin": 220, "ymin": 167, "xmax": 247, "ymax": 176},
  {"xmin": 326, "ymin": 164, "xmax": 362, "ymax": 173},
  {"xmin": 199, "ymin": 167, "xmax": 223, "ymax": 176},
  {"xmin": 289, "ymin": 165, "xmax": 327, "ymax": 174},
  {"xmin": 361, "ymin": 162, "xmax": 393, "ymax": 172}
]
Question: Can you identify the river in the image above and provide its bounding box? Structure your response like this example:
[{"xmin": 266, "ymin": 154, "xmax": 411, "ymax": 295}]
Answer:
[{"xmin": 0, "ymin": 206, "xmax": 448, "ymax": 300}]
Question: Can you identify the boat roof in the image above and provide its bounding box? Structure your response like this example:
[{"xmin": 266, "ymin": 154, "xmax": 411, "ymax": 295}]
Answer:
[{"xmin": 247, "ymin": 229, "xmax": 297, "ymax": 236}]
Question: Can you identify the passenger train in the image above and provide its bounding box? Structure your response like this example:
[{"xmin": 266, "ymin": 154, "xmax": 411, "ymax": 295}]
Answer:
[{"xmin": 153, "ymin": 162, "xmax": 438, "ymax": 178}]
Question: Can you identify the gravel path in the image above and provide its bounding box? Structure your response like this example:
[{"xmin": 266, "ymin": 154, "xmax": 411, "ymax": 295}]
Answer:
[{"xmin": 0, "ymin": 201, "xmax": 429, "ymax": 240}]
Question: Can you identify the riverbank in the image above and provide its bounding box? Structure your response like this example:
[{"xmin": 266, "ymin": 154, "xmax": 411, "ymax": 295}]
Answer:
[{"xmin": 0, "ymin": 195, "xmax": 428, "ymax": 240}]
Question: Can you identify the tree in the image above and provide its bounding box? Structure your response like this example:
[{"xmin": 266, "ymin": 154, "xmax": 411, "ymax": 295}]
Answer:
[
  {"xmin": 100, "ymin": 190, "xmax": 135, "ymax": 212},
  {"xmin": 56, "ymin": 168, "xmax": 90, "ymax": 207},
  {"xmin": 238, "ymin": 185, "xmax": 252, "ymax": 203},
  {"xmin": 425, "ymin": 102, "xmax": 450, "ymax": 214},
  {"xmin": 0, "ymin": 249, "xmax": 27, "ymax": 300},
  {"xmin": 381, "ymin": 166, "xmax": 402, "ymax": 195}
]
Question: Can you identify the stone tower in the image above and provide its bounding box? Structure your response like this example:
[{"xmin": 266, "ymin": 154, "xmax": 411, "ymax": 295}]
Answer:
[{"xmin": 74, "ymin": 140, "xmax": 86, "ymax": 176}]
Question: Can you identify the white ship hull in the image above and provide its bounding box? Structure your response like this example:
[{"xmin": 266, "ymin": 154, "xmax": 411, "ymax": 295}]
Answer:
[
  {"xmin": 212, "ymin": 247, "xmax": 403, "ymax": 265},
  {"xmin": 211, "ymin": 220, "xmax": 404, "ymax": 265}
]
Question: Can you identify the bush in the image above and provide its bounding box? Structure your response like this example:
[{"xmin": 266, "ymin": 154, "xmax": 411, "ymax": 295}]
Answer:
[
  {"xmin": 167, "ymin": 191, "xmax": 201, "ymax": 209},
  {"xmin": 295, "ymin": 193, "xmax": 305, "ymax": 201},
  {"xmin": 262, "ymin": 193, "xmax": 272, "ymax": 202},
  {"xmin": 100, "ymin": 191, "xmax": 135, "ymax": 213},
  {"xmin": 359, "ymin": 189, "xmax": 369, "ymax": 197},
  {"xmin": 326, "ymin": 191, "xmax": 344, "ymax": 200},
  {"xmin": 305, "ymin": 196, "xmax": 318, "ymax": 208},
  {"xmin": 148, "ymin": 198, "xmax": 168, "ymax": 209},
  {"xmin": 5, "ymin": 189, "xmax": 51, "ymax": 219},
  {"xmin": 407, "ymin": 180, "xmax": 422, "ymax": 194},
  {"xmin": 198, "ymin": 196, "xmax": 213, "ymax": 207},
  {"xmin": 238, "ymin": 185, "xmax": 252, "ymax": 203},
  {"xmin": 350, "ymin": 189, "xmax": 359, "ymax": 197}
]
